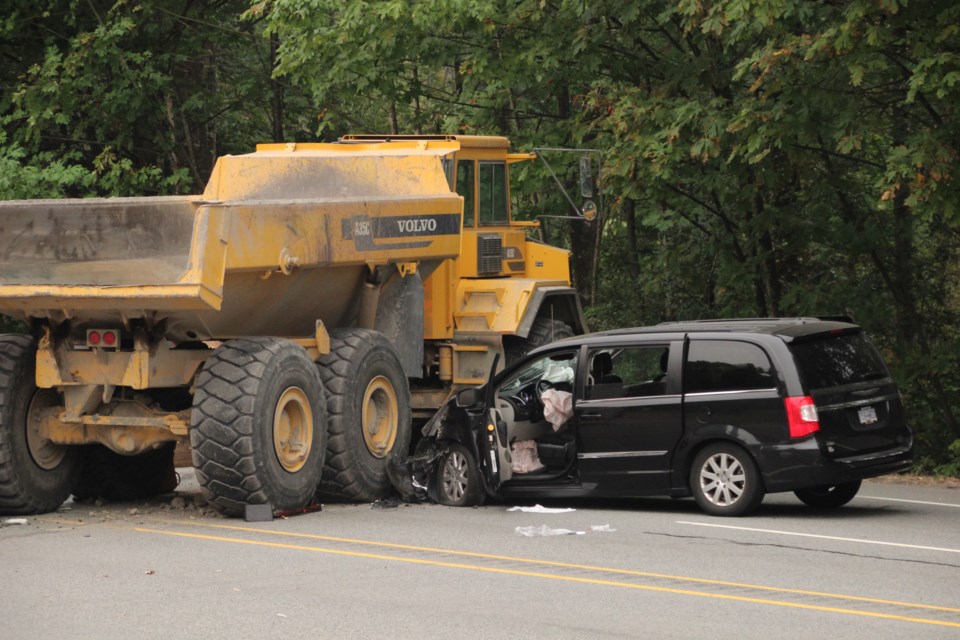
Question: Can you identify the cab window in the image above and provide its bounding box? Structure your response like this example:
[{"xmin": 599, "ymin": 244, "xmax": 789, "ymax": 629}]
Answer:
[
  {"xmin": 479, "ymin": 162, "xmax": 508, "ymax": 225},
  {"xmin": 442, "ymin": 156, "xmax": 455, "ymax": 190},
  {"xmin": 456, "ymin": 160, "xmax": 475, "ymax": 227}
]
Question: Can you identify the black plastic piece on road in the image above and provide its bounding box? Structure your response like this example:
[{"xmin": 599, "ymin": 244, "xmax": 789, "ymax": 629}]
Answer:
[{"xmin": 244, "ymin": 503, "xmax": 274, "ymax": 522}]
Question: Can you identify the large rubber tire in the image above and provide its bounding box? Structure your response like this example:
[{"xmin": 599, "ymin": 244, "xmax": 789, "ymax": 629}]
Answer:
[
  {"xmin": 690, "ymin": 443, "xmax": 764, "ymax": 517},
  {"xmin": 435, "ymin": 443, "xmax": 485, "ymax": 507},
  {"xmin": 505, "ymin": 318, "xmax": 575, "ymax": 365},
  {"xmin": 190, "ymin": 338, "xmax": 327, "ymax": 517},
  {"xmin": 0, "ymin": 334, "xmax": 80, "ymax": 514},
  {"xmin": 794, "ymin": 480, "xmax": 861, "ymax": 509},
  {"xmin": 316, "ymin": 329, "xmax": 411, "ymax": 502},
  {"xmin": 72, "ymin": 442, "xmax": 178, "ymax": 502}
]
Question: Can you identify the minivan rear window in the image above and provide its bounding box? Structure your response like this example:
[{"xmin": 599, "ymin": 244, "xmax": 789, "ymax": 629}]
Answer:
[{"xmin": 789, "ymin": 332, "xmax": 889, "ymax": 389}]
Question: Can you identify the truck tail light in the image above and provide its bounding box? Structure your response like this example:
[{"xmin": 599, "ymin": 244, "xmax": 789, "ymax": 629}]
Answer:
[
  {"xmin": 87, "ymin": 329, "xmax": 119, "ymax": 349},
  {"xmin": 785, "ymin": 396, "xmax": 820, "ymax": 438}
]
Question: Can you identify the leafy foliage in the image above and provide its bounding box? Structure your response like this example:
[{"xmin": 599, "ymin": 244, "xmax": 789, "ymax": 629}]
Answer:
[{"xmin": 1, "ymin": 0, "xmax": 316, "ymax": 198}]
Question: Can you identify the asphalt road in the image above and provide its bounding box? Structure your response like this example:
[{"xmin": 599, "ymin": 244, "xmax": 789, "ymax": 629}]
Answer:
[{"xmin": 2, "ymin": 473, "xmax": 958, "ymax": 639}]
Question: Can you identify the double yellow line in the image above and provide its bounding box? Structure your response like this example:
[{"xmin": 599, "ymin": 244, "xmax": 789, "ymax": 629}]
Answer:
[{"xmin": 136, "ymin": 521, "xmax": 960, "ymax": 629}]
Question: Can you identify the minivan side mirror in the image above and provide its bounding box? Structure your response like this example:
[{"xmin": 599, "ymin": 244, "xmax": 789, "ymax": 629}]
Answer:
[{"xmin": 456, "ymin": 387, "xmax": 484, "ymax": 408}]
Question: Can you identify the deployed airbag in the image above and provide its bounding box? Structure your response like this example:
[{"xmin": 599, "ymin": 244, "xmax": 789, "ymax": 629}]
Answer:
[
  {"xmin": 541, "ymin": 388, "xmax": 573, "ymax": 430},
  {"xmin": 511, "ymin": 439, "xmax": 545, "ymax": 474}
]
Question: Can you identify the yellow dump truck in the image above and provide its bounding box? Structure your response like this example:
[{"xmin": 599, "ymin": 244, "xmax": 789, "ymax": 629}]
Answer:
[{"xmin": 0, "ymin": 135, "xmax": 585, "ymax": 516}]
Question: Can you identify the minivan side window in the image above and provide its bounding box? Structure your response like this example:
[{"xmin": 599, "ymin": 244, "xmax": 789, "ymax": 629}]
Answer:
[
  {"xmin": 585, "ymin": 346, "xmax": 669, "ymax": 400},
  {"xmin": 684, "ymin": 341, "xmax": 776, "ymax": 393}
]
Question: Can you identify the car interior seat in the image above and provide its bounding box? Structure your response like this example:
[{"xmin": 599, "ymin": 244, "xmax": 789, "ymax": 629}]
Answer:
[
  {"xmin": 592, "ymin": 352, "xmax": 622, "ymax": 384},
  {"xmin": 587, "ymin": 352, "xmax": 623, "ymax": 400}
]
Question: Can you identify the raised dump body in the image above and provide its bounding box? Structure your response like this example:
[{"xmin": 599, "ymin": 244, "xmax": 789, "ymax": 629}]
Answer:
[{"xmin": 0, "ymin": 142, "xmax": 462, "ymax": 340}]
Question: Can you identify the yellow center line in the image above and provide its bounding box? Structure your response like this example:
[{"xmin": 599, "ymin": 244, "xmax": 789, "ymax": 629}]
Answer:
[
  {"xmin": 135, "ymin": 525, "xmax": 960, "ymax": 629},
  {"xmin": 174, "ymin": 520, "xmax": 960, "ymax": 615}
]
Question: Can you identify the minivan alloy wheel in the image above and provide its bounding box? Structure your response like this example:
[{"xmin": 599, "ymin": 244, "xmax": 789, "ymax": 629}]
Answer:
[
  {"xmin": 700, "ymin": 452, "xmax": 745, "ymax": 506},
  {"xmin": 690, "ymin": 443, "xmax": 764, "ymax": 516},
  {"xmin": 441, "ymin": 450, "xmax": 469, "ymax": 502},
  {"xmin": 435, "ymin": 443, "xmax": 484, "ymax": 507}
]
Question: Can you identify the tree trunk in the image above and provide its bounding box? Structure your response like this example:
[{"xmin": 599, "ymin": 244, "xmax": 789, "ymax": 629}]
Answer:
[
  {"xmin": 623, "ymin": 198, "xmax": 640, "ymax": 282},
  {"xmin": 270, "ymin": 31, "xmax": 284, "ymax": 143},
  {"xmin": 759, "ymin": 228, "xmax": 781, "ymax": 316},
  {"xmin": 569, "ymin": 219, "xmax": 597, "ymax": 306},
  {"xmin": 891, "ymin": 186, "xmax": 916, "ymax": 342}
]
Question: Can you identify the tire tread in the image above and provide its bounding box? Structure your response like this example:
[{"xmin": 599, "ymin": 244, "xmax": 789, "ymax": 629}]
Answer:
[
  {"xmin": 0, "ymin": 334, "xmax": 75, "ymax": 514},
  {"xmin": 316, "ymin": 329, "xmax": 410, "ymax": 503},
  {"xmin": 190, "ymin": 337, "xmax": 324, "ymax": 516},
  {"xmin": 505, "ymin": 318, "xmax": 575, "ymax": 364}
]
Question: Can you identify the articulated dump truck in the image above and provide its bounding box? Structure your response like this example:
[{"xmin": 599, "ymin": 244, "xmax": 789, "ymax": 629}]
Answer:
[{"xmin": 0, "ymin": 135, "xmax": 585, "ymax": 516}]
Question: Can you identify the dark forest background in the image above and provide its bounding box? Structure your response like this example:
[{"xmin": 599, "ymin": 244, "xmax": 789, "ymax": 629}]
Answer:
[{"xmin": 2, "ymin": 0, "xmax": 958, "ymax": 472}]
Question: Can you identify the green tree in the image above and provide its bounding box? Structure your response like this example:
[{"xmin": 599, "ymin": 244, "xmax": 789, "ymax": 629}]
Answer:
[
  {"xmin": 264, "ymin": 0, "xmax": 960, "ymax": 468},
  {"xmin": 1, "ymin": 0, "xmax": 316, "ymax": 199},
  {"xmin": 591, "ymin": 0, "xmax": 960, "ymax": 468}
]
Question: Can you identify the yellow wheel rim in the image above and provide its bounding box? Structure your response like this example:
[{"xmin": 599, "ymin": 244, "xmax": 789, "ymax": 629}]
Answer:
[
  {"xmin": 273, "ymin": 387, "xmax": 313, "ymax": 473},
  {"xmin": 361, "ymin": 376, "xmax": 398, "ymax": 459},
  {"xmin": 26, "ymin": 390, "xmax": 67, "ymax": 470}
]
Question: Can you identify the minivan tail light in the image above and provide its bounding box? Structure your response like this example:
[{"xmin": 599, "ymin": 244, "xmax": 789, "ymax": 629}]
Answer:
[{"xmin": 785, "ymin": 396, "xmax": 820, "ymax": 438}]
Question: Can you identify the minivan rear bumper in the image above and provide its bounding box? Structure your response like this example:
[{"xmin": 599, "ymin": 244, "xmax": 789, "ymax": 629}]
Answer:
[{"xmin": 760, "ymin": 439, "xmax": 913, "ymax": 493}]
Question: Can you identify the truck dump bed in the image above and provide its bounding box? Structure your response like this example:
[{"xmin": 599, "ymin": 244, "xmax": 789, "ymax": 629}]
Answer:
[
  {"xmin": 0, "ymin": 197, "xmax": 196, "ymax": 287},
  {"xmin": 0, "ymin": 141, "xmax": 463, "ymax": 340}
]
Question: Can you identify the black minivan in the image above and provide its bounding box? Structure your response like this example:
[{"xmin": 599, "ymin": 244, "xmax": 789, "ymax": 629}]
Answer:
[{"xmin": 401, "ymin": 318, "xmax": 913, "ymax": 516}]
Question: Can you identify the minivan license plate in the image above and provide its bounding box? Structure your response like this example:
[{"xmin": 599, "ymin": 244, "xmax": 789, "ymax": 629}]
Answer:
[{"xmin": 858, "ymin": 405, "xmax": 878, "ymax": 425}]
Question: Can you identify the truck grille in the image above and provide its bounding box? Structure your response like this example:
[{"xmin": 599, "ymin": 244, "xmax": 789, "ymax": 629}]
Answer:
[{"xmin": 477, "ymin": 235, "xmax": 503, "ymax": 275}]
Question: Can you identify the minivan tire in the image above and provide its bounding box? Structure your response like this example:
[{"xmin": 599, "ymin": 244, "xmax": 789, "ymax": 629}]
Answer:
[
  {"xmin": 794, "ymin": 480, "xmax": 861, "ymax": 509},
  {"xmin": 690, "ymin": 443, "xmax": 764, "ymax": 517}
]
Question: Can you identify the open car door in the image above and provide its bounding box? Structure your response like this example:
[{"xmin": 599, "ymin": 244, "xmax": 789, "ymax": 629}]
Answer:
[
  {"xmin": 458, "ymin": 354, "xmax": 511, "ymax": 494},
  {"xmin": 481, "ymin": 354, "xmax": 513, "ymax": 492}
]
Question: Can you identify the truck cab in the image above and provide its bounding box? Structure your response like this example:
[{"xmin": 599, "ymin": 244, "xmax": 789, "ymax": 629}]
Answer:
[{"xmin": 341, "ymin": 135, "xmax": 587, "ymax": 418}]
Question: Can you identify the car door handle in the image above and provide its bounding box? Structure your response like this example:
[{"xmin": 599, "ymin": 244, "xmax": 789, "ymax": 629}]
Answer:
[{"xmin": 580, "ymin": 412, "xmax": 603, "ymax": 420}]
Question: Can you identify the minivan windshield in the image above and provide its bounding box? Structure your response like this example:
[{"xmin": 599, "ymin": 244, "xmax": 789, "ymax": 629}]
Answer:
[{"xmin": 789, "ymin": 332, "xmax": 890, "ymax": 389}]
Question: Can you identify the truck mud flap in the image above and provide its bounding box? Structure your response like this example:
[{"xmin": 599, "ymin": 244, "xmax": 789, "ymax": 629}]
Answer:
[{"xmin": 376, "ymin": 271, "xmax": 425, "ymax": 379}]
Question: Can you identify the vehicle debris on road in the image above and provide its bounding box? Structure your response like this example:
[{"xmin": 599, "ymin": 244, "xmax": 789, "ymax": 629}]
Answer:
[
  {"xmin": 507, "ymin": 504, "xmax": 576, "ymax": 514},
  {"xmin": 3, "ymin": 518, "xmax": 29, "ymax": 526},
  {"xmin": 515, "ymin": 525, "xmax": 585, "ymax": 537}
]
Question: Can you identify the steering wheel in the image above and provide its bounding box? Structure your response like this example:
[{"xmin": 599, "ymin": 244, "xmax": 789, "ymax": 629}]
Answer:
[{"xmin": 535, "ymin": 379, "xmax": 554, "ymax": 406}]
